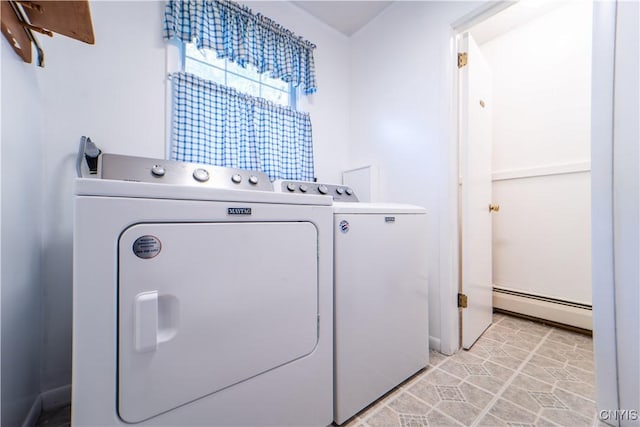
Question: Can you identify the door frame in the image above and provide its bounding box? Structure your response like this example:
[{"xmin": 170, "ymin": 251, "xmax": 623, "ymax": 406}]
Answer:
[
  {"xmin": 445, "ymin": 0, "xmax": 620, "ymax": 418},
  {"xmin": 441, "ymin": 1, "xmax": 512, "ymax": 355},
  {"xmin": 590, "ymin": 1, "xmax": 620, "ymax": 421}
]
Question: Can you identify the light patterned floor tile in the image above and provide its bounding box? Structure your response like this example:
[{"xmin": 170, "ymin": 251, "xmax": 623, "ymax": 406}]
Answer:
[
  {"xmin": 555, "ymin": 378, "xmax": 596, "ymax": 401},
  {"xmin": 436, "ymin": 400, "xmax": 483, "ymax": 425},
  {"xmin": 477, "ymin": 412, "xmax": 510, "ymax": 426},
  {"xmin": 467, "ymin": 337, "xmax": 532, "ymax": 371},
  {"xmin": 540, "ymin": 407, "xmax": 593, "ymax": 426},
  {"xmin": 407, "ymin": 369, "xmax": 462, "ymax": 406},
  {"xmin": 387, "ymin": 392, "xmax": 431, "ymax": 415},
  {"xmin": 429, "ymin": 349, "xmax": 449, "ymax": 368},
  {"xmin": 425, "ymin": 408, "xmax": 464, "ymax": 426},
  {"xmin": 439, "ymin": 355, "xmax": 515, "ymax": 394},
  {"xmin": 535, "ymin": 416, "xmax": 560, "ymax": 426},
  {"xmin": 546, "ymin": 328, "xmax": 593, "ymax": 351},
  {"xmin": 342, "ymin": 314, "xmax": 595, "ymax": 427},
  {"xmin": 535, "ymin": 339, "xmax": 595, "ymax": 371},
  {"xmin": 487, "ymin": 398, "xmax": 538, "ymax": 424},
  {"xmin": 398, "ymin": 413, "xmax": 428, "ymax": 427},
  {"xmin": 497, "ymin": 315, "xmax": 552, "ymax": 337},
  {"xmin": 363, "ymin": 405, "xmax": 399, "ymax": 427},
  {"xmin": 552, "ymin": 387, "xmax": 596, "ymax": 415},
  {"xmin": 352, "ymin": 387, "xmax": 403, "ymax": 422},
  {"xmin": 565, "ymin": 365, "xmax": 595, "ymax": 384},
  {"xmin": 458, "ymin": 381, "xmax": 493, "ymax": 408},
  {"xmin": 405, "ymin": 368, "xmax": 493, "ymax": 426},
  {"xmin": 493, "ymin": 312, "xmax": 508, "ymax": 323}
]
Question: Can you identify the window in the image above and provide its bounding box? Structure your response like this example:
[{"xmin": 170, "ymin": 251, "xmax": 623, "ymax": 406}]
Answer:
[
  {"xmin": 184, "ymin": 43, "xmax": 296, "ymax": 108},
  {"xmin": 164, "ymin": 0, "xmax": 316, "ymax": 181}
]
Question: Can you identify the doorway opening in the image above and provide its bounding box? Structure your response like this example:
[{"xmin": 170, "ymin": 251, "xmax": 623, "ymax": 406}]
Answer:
[{"xmin": 456, "ymin": 1, "xmax": 594, "ymax": 349}]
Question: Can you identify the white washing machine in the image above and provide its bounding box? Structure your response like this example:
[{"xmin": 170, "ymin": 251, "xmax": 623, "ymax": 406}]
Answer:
[
  {"xmin": 73, "ymin": 154, "xmax": 334, "ymax": 426},
  {"xmin": 275, "ymin": 181, "xmax": 430, "ymax": 425}
]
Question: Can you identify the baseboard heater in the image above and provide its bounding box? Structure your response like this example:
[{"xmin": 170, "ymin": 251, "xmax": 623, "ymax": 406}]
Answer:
[{"xmin": 493, "ymin": 287, "xmax": 592, "ymax": 331}]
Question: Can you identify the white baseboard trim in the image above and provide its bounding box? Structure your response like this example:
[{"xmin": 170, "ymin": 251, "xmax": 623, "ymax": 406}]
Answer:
[
  {"xmin": 493, "ymin": 288, "xmax": 592, "ymax": 331},
  {"xmin": 41, "ymin": 384, "xmax": 71, "ymax": 411},
  {"xmin": 21, "ymin": 395, "xmax": 42, "ymax": 427}
]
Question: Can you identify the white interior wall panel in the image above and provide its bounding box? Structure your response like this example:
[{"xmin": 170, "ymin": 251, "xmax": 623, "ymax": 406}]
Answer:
[
  {"xmin": 481, "ymin": 2, "xmax": 593, "ymax": 172},
  {"xmin": 481, "ymin": 2, "xmax": 592, "ymax": 306},
  {"xmin": 492, "ymin": 172, "xmax": 591, "ymax": 304}
]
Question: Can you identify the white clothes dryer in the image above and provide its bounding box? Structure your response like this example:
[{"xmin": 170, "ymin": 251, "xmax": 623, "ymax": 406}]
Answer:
[
  {"xmin": 275, "ymin": 181, "xmax": 429, "ymax": 425},
  {"xmin": 73, "ymin": 154, "xmax": 333, "ymax": 426}
]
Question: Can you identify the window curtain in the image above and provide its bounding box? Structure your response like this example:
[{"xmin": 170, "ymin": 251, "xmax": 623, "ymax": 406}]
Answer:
[
  {"xmin": 164, "ymin": 0, "xmax": 317, "ymax": 95},
  {"xmin": 171, "ymin": 72, "xmax": 314, "ymax": 181}
]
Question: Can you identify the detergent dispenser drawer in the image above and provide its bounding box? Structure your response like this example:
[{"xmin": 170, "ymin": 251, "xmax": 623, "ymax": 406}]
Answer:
[{"xmin": 117, "ymin": 221, "xmax": 319, "ymax": 423}]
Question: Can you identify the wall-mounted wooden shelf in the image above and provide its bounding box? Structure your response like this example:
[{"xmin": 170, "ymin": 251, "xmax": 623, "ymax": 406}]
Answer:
[{"xmin": 1, "ymin": 0, "xmax": 95, "ymax": 67}]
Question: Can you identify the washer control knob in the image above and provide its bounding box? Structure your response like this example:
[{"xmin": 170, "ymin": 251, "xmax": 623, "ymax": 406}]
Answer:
[
  {"xmin": 151, "ymin": 165, "xmax": 165, "ymax": 177},
  {"xmin": 248, "ymin": 175, "xmax": 259, "ymax": 185},
  {"xmin": 299, "ymin": 184, "xmax": 308, "ymax": 193},
  {"xmin": 286, "ymin": 183, "xmax": 297, "ymax": 192},
  {"xmin": 193, "ymin": 168, "xmax": 210, "ymax": 182},
  {"xmin": 231, "ymin": 174, "xmax": 242, "ymax": 184},
  {"xmin": 318, "ymin": 185, "xmax": 328, "ymax": 195},
  {"xmin": 345, "ymin": 188, "xmax": 354, "ymax": 196},
  {"xmin": 336, "ymin": 187, "xmax": 345, "ymax": 195}
]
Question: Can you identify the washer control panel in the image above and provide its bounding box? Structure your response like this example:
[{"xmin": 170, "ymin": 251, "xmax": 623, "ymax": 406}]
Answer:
[
  {"xmin": 99, "ymin": 154, "xmax": 273, "ymax": 191},
  {"xmin": 276, "ymin": 181, "xmax": 358, "ymax": 202}
]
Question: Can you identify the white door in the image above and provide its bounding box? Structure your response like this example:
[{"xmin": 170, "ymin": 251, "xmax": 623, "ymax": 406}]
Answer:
[
  {"xmin": 117, "ymin": 221, "xmax": 318, "ymax": 423},
  {"xmin": 459, "ymin": 32, "xmax": 494, "ymax": 349}
]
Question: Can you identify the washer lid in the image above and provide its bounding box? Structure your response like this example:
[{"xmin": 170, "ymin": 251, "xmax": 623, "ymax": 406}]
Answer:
[{"xmin": 333, "ymin": 202, "xmax": 426, "ymax": 214}]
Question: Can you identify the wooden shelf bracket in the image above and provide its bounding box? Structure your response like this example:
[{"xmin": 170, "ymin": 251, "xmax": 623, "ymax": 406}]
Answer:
[{"xmin": 1, "ymin": 0, "xmax": 95, "ymax": 67}]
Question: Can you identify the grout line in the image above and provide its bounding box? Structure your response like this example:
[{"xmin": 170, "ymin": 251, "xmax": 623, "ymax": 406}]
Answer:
[{"xmin": 470, "ymin": 326, "xmax": 555, "ymax": 426}]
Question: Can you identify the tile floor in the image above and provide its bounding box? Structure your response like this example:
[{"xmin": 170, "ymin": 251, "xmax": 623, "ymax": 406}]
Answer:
[
  {"xmin": 38, "ymin": 312, "xmax": 597, "ymax": 427},
  {"xmin": 342, "ymin": 312, "xmax": 597, "ymax": 427}
]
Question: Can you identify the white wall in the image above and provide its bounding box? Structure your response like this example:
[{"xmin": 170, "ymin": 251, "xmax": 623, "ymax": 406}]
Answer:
[
  {"xmin": 1, "ymin": 37, "xmax": 44, "ymax": 425},
  {"xmin": 348, "ymin": 1, "xmax": 482, "ymax": 353},
  {"xmin": 480, "ymin": 2, "xmax": 593, "ymax": 305},
  {"xmin": 5, "ymin": 0, "xmax": 349, "ymax": 412}
]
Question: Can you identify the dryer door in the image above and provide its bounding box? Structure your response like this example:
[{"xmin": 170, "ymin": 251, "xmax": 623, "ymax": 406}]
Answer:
[{"xmin": 117, "ymin": 221, "xmax": 319, "ymax": 423}]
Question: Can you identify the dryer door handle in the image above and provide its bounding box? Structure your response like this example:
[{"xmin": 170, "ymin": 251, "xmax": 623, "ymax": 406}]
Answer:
[{"xmin": 134, "ymin": 291, "xmax": 159, "ymax": 353}]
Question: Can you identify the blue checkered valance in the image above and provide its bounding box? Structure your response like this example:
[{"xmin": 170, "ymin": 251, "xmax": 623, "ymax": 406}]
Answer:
[
  {"xmin": 163, "ymin": 0, "xmax": 317, "ymax": 95},
  {"xmin": 170, "ymin": 72, "xmax": 315, "ymax": 181}
]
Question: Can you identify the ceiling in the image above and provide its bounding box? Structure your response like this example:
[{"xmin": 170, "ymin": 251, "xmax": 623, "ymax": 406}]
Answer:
[
  {"xmin": 292, "ymin": 1, "xmax": 393, "ymax": 36},
  {"xmin": 292, "ymin": 0, "xmax": 567, "ymax": 41},
  {"xmin": 470, "ymin": 0, "xmax": 568, "ymax": 45}
]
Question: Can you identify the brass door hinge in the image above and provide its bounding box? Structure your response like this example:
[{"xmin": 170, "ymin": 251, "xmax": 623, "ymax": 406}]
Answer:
[
  {"xmin": 458, "ymin": 52, "xmax": 468, "ymax": 68},
  {"xmin": 458, "ymin": 293, "xmax": 468, "ymax": 308}
]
